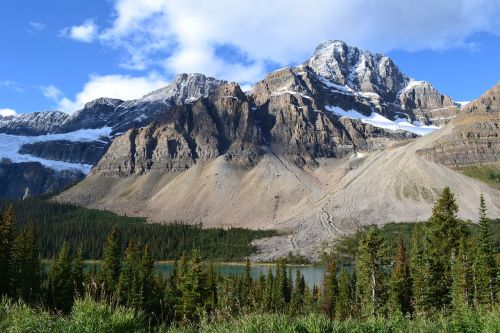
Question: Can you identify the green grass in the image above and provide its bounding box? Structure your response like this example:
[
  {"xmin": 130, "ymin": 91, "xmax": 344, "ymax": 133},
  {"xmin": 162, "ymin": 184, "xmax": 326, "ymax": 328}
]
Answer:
[
  {"xmin": 457, "ymin": 164, "xmax": 500, "ymax": 189},
  {"xmin": 1, "ymin": 298, "xmax": 498, "ymax": 333}
]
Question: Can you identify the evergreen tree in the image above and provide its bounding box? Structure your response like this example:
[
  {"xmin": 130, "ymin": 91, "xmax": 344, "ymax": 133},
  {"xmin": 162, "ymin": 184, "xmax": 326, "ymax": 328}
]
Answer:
[
  {"xmin": 46, "ymin": 242, "xmax": 74, "ymax": 313},
  {"xmin": 100, "ymin": 225, "xmax": 121, "ymax": 296},
  {"xmin": 72, "ymin": 246, "xmax": 84, "ymax": 298},
  {"xmin": 178, "ymin": 250, "xmax": 207, "ymax": 323},
  {"xmin": 355, "ymin": 226, "xmax": 387, "ymax": 317},
  {"xmin": 273, "ymin": 260, "xmax": 291, "ymax": 309},
  {"xmin": 409, "ymin": 225, "xmax": 425, "ymax": 315},
  {"xmin": 10, "ymin": 223, "xmax": 42, "ymax": 303},
  {"xmin": 0, "ymin": 205, "xmax": 15, "ymax": 296},
  {"xmin": 117, "ymin": 242, "xmax": 143, "ymax": 308},
  {"xmin": 389, "ymin": 238, "xmax": 412, "ymax": 315},
  {"xmin": 421, "ymin": 187, "xmax": 464, "ymax": 311},
  {"xmin": 140, "ymin": 244, "xmax": 156, "ymax": 312},
  {"xmin": 290, "ymin": 269, "xmax": 305, "ymax": 315},
  {"xmin": 451, "ymin": 237, "xmax": 473, "ymax": 309},
  {"xmin": 474, "ymin": 194, "xmax": 497, "ymax": 308},
  {"xmin": 241, "ymin": 258, "xmax": 253, "ymax": 308},
  {"xmin": 336, "ymin": 269, "xmax": 351, "ymax": 320},
  {"xmin": 322, "ymin": 257, "xmax": 337, "ymax": 319},
  {"xmin": 263, "ymin": 268, "xmax": 274, "ymax": 311}
]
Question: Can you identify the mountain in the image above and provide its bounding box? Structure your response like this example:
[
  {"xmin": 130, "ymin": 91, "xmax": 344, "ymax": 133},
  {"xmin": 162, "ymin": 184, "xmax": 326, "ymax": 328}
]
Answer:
[
  {"xmin": 0, "ymin": 74, "xmax": 226, "ymax": 197},
  {"xmin": 417, "ymin": 81, "xmax": 500, "ymax": 165},
  {"xmin": 54, "ymin": 42, "xmax": 500, "ymax": 260}
]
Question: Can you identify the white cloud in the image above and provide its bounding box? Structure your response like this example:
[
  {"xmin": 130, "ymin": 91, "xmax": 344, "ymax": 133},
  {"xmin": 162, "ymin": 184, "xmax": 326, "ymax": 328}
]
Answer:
[
  {"xmin": 28, "ymin": 22, "xmax": 46, "ymax": 32},
  {"xmin": 96, "ymin": 0, "xmax": 500, "ymax": 85},
  {"xmin": 46, "ymin": 73, "xmax": 168, "ymax": 113},
  {"xmin": 0, "ymin": 108, "xmax": 17, "ymax": 117},
  {"xmin": 61, "ymin": 19, "xmax": 98, "ymax": 43},
  {"xmin": 40, "ymin": 84, "xmax": 63, "ymax": 101}
]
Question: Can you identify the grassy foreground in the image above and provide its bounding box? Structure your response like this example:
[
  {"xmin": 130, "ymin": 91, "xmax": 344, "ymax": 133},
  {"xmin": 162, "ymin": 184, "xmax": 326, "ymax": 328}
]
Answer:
[{"xmin": 1, "ymin": 297, "xmax": 499, "ymax": 333}]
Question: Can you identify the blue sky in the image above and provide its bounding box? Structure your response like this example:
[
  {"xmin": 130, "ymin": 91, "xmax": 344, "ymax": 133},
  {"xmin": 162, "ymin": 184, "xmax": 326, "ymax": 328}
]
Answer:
[{"xmin": 1, "ymin": 0, "xmax": 499, "ymax": 115}]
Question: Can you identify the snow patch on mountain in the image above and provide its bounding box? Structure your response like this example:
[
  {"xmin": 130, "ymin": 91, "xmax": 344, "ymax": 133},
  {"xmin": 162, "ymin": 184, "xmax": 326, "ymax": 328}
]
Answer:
[
  {"xmin": 0, "ymin": 127, "xmax": 112, "ymax": 173},
  {"xmin": 325, "ymin": 106, "xmax": 439, "ymax": 136}
]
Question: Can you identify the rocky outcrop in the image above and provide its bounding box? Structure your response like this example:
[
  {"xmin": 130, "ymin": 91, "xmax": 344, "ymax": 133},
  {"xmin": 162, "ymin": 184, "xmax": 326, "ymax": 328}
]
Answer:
[
  {"xmin": 399, "ymin": 81, "xmax": 457, "ymax": 126},
  {"xmin": 417, "ymin": 81, "xmax": 500, "ymax": 165},
  {"xmin": 94, "ymin": 83, "xmax": 262, "ymax": 176},
  {"xmin": 19, "ymin": 140, "xmax": 109, "ymax": 165},
  {"xmin": 0, "ymin": 159, "xmax": 83, "ymax": 198}
]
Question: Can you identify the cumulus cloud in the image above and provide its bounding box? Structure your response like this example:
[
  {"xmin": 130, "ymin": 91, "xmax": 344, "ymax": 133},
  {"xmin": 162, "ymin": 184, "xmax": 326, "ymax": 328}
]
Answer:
[
  {"xmin": 61, "ymin": 19, "xmax": 98, "ymax": 43},
  {"xmin": 0, "ymin": 108, "xmax": 17, "ymax": 117},
  {"xmin": 95, "ymin": 0, "xmax": 500, "ymax": 85},
  {"xmin": 44, "ymin": 73, "xmax": 168, "ymax": 113}
]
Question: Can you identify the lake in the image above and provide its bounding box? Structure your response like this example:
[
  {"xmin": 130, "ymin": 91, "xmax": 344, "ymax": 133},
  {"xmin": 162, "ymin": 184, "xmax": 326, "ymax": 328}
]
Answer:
[{"xmin": 83, "ymin": 261, "xmax": 326, "ymax": 288}]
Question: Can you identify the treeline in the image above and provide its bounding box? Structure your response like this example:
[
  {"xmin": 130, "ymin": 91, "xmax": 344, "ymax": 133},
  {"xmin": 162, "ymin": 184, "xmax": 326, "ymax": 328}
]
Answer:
[
  {"xmin": 0, "ymin": 187, "xmax": 497, "ymax": 330},
  {"xmin": 0, "ymin": 198, "xmax": 277, "ymax": 261}
]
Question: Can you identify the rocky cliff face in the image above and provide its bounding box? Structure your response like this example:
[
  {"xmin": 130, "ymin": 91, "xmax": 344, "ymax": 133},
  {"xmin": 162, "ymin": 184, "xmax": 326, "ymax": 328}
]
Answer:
[
  {"xmin": 0, "ymin": 159, "xmax": 83, "ymax": 198},
  {"xmin": 93, "ymin": 81, "xmax": 414, "ymax": 176},
  {"xmin": 19, "ymin": 140, "xmax": 109, "ymax": 165},
  {"xmin": 417, "ymin": 81, "xmax": 500, "ymax": 166}
]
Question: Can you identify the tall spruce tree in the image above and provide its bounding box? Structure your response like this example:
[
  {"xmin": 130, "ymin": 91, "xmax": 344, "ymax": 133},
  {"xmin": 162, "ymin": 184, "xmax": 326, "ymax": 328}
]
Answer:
[
  {"xmin": 290, "ymin": 269, "xmax": 305, "ymax": 315},
  {"xmin": 0, "ymin": 205, "xmax": 15, "ymax": 296},
  {"xmin": 474, "ymin": 194, "xmax": 497, "ymax": 307},
  {"xmin": 322, "ymin": 257, "xmax": 337, "ymax": 319},
  {"xmin": 46, "ymin": 242, "xmax": 75, "ymax": 313},
  {"xmin": 117, "ymin": 242, "xmax": 143, "ymax": 308},
  {"xmin": 389, "ymin": 238, "xmax": 412, "ymax": 315},
  {"xmin": 10, "ymin": 223, "xmax": 42, "ymax": 303},
  {"xmin": 241, "ymin": 258, "xmax": 253, "ymax": 308},
  {"xmin": 274, "ymin": 260, "xmax": 291, "ymax": 309},
  {"xmin": 179, "ymin": 250, "xmax": 207, "ymax": 323},
  {"xmin": 336, "ymin": 269, "xmax": 352, "ymax": 320},
  {"xmin": 409, "ymin": 225, "xmax": 425, "ymax": 315},
  {"xmin": 421, "ymin": 187, "xmax": 464, "ymax": 311},
  {"xmin": 72, "ymin": 246, "xmax": 84, "ymax": 298},
  {"xmin": 100, "ymin": 225, "xmax": 121, "ymax": 296},
  {"xmin": 355, "ymin": 226, "xmax": 387, "ymax": 317},
  {"xmin": 451, "ymin": 237, "xmax": 473, "ymax": 309}
]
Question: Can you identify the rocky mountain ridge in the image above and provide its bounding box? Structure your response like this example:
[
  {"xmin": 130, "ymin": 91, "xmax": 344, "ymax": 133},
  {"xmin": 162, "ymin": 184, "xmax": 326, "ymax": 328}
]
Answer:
[{"xmin": 0, "ymin": 40, "xmax": 463, "ymax": 199}]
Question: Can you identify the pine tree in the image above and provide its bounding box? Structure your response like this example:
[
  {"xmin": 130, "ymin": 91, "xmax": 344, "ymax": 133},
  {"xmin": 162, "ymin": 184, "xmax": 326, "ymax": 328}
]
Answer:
[
  {"xmin": 409, "ymin": 225, "xmax": 425, "ymax": 315},
  {"xmin": 117, "ymin": 242, "xmax": 143, "ymax": 308},
  {"xmin": 140, "ymin": 244, "xmax": 156, "ymax": 311},
  {"xmin": 336, "ymin": 269, "xmax": 351, "ymax": 320},
  {"xmin": 474, "ymin": 194, "xmax": 497, "ymax": 308},
  {"xmin": 263, "ymin": 268, "xmax": 274, "ymax": 311},
  {"xmin": 290, "ymin": 269, "xmax": 305, "ymax": 315},
  {"xmin": 100, "ymin": 225, "xmax": 121, "ymax": 296},
  {"xmin": 0, "ymin": 205, "xmax": 15, "ymax": 296},
  {"xmin": 178, "ymin": 250, "xmax": 207, "ymax": 323},
  {"xmin": 421, "ymin": 187, "xmax": 465, "ymax": 311},
  {"xmin": 389, "ymin": 238, "xmax": 412, "ymax": 315},
  {"xmin": 46, "ymin": 242, "xmax": 75, "ymax": 313},
  {"xmin": 451, "ymin": 237, "xmax": 473, "ymax": 309},
  {"xmin": 72, "ymin": 246, "xmax": 84, "ymax": 298},
  {"xmin": 322, "ymin": 257, "xmax": 337, "ymax": 319},
  {"xmin": 241, "ymin": 258, "xmax": 253, "ymax": 308},
  {"xmin": 10, "ymin": 223, "xmax": 42, "ymax": 303},
  {"xmin": 274, "ymin": 260, "xmax": 291, "ymax": 309},
  {"xmin": 355, "ymin": 226, "xmax": 387, "ymax": 317}
]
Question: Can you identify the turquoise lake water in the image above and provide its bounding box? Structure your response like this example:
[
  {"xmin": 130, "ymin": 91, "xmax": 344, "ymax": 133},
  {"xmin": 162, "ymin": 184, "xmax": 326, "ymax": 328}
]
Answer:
[{"xmin": 83, "ymin": 262, "xmax": 326, "ymax": 288}]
